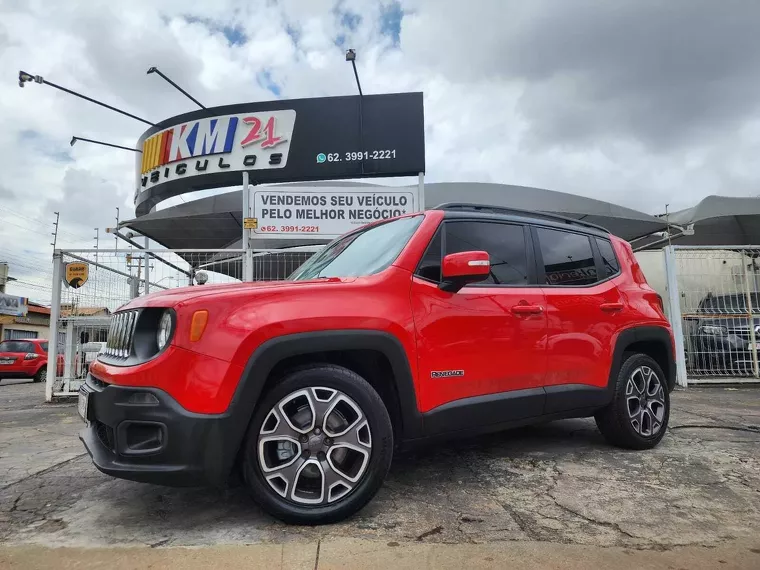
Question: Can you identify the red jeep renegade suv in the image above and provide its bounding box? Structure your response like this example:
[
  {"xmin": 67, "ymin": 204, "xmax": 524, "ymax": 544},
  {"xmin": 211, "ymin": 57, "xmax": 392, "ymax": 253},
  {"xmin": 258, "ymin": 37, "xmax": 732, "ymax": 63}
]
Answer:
[{"xmin": 81, "ymin": 203, "xmax": 675, "ymax": 524}]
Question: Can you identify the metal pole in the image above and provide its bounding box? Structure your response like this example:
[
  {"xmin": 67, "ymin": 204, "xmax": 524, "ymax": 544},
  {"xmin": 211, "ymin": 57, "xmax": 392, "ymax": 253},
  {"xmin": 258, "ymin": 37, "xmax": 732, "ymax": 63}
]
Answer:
[
  {"xmin": 664, "ymin": 246, "xmax": 688, "ymax": 387},
  {"xmin": 70, "ymin": 136, "xmax": 142, "ymax": 153},
  {"xmin": 418, "ymin": 172, "xmax": 425, "ymax": 211},
  {"xmin": 144, "ymin": 236, "xmax": 150, "ymax": 294},
  {"xmin": 147, "ymin": 67, "xmax": 206, "ymax": 109},
  {"xmin": 19, "ymin": 71, "xmax": 155, "ymax": 126},
  {"xmin": 741, "ymin": 253, "xmax": 759, "ymax": 378},
  {"xmin": 242, "ymin": 171, "xmax": 251, "ymax": 282},
  {"xmin": 46, "ymin": 252, "xmax": 63, "ymax": 402}
]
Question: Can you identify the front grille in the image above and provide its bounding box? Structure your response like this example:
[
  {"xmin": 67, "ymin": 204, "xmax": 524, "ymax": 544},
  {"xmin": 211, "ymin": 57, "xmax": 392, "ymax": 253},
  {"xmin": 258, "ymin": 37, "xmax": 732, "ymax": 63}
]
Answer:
[{"xmin": 104, "ymin": 310, "xmax": 138, "ymax": 359}]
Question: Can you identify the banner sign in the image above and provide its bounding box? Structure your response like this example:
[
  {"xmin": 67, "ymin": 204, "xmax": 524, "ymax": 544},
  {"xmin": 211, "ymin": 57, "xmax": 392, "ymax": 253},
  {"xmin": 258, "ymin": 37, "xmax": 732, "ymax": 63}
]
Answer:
[
  {"xmin": 64, "ymin": 262, "xmax": 89, "ymax": 288},
  {"xmin": 252, "ymin": 187, "xmax": 420, "ymax": 239},
  {"xmin": 134, "ymin": 92, "xmax": 425, "ymax": 216},
  {"xmin": 0, "ymin": 294, "xmax": 28, "ymax": 317}
]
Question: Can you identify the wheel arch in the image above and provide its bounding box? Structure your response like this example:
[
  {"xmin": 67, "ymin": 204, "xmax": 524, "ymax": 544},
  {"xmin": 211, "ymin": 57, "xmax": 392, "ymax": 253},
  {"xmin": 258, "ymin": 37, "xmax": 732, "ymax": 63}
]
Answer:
[
  {"xmin": 218, "ymin": 330, "xmax": 423, "ymax": 482},
  {"xmin": 609, "ymin": 326, "xmax": 676, "ymax": 393}
]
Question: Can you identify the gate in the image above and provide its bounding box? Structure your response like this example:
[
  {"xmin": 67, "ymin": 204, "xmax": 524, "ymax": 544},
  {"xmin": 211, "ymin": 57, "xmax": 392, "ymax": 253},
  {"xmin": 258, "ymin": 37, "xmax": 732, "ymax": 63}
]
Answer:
[
  {"xmin": 45, "ymin": 247, "xmax": 319, "ymax": 399},
  {"xmin": 664, "ymin": 245, "xmax": 760, "ymax": 385}
]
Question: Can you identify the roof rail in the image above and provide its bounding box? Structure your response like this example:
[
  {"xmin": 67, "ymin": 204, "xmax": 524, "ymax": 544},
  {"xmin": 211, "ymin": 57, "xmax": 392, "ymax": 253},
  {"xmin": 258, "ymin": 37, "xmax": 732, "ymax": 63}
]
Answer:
[{"xmin": 433, "ymin": 202, "xmax": 609, "ymax": 233}]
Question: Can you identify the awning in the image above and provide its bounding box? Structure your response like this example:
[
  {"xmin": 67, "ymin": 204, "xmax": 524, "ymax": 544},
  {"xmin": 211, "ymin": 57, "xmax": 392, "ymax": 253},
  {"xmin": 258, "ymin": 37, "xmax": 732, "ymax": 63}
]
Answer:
[{"xmin": 122, "ymin": 181, "xmax": 667, "ymax": 251}]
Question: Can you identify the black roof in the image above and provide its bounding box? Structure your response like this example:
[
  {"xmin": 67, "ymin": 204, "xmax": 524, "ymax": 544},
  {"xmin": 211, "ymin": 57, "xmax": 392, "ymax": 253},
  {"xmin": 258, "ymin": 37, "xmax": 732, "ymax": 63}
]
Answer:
[{"xmin": 435, "ymin": 202, "xmax": 611, "ymax": 237}]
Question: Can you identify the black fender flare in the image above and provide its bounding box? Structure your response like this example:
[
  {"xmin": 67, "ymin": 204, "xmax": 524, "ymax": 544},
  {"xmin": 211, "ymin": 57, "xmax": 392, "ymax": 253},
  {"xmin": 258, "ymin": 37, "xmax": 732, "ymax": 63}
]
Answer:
[
  {"xmin": 216, "ymin": 330, "xmax": 423, "ymax": 481},
  {"xmin": 608, "ymin": 325, "xmax": 676, "ymax": 393}
]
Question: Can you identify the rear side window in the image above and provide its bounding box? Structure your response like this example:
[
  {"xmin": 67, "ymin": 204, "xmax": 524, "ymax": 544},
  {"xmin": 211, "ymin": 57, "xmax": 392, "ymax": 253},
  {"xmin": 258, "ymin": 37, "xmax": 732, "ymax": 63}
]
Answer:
[
  {"xmin": 40, "ymin": 342, "xmax": 49, "ymax": 353},
  {"xmin": 445, "ymin": 221, "xmax": 529, "ymax": 286},
  {"xmin": 0, "ymin": 341, "xmax": 35, "ymax": 353},
  {"xmin": 536, "ymin": 228, "xmax": 597, "ymax": 286},
  {"xmin": 596, "ymin": 238, "xmax": 620, "ymax": 277}
]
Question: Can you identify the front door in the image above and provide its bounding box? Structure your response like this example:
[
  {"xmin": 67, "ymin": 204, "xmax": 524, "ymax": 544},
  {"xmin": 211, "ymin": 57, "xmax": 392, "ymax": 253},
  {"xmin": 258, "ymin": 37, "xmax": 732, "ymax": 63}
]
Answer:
[{"xmin": 410, "ymin": 220, "xmax": 547, "ymax": 433}]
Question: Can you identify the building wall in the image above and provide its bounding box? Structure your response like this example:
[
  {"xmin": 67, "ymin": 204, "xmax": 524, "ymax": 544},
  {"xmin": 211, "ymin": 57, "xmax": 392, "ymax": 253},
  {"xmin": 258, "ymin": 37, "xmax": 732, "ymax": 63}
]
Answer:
[{"xmin": 0, "ymin": 313, "xmax": 51, "ymax": 341}]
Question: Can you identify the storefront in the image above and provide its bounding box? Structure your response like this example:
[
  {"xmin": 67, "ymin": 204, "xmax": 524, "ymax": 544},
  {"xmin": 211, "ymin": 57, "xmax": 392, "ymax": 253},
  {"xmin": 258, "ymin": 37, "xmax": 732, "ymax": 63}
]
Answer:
[{"xmin": 0, "ymin": 303, "xmax": 51, "ymax": 341}]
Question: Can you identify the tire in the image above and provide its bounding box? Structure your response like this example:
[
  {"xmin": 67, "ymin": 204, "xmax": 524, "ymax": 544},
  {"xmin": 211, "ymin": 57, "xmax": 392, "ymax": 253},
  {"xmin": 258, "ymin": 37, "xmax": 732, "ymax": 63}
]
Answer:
[
  {"xmin": 242, "ymin": 364, "xmax": 393, "ymax": 525},
  {"xmin": 595, "ymin": 354, "xmax": 670, "ymax": 450},
  {"xmin": 33, "ymin": 365, "xmax": 47, "ymax": 383}
]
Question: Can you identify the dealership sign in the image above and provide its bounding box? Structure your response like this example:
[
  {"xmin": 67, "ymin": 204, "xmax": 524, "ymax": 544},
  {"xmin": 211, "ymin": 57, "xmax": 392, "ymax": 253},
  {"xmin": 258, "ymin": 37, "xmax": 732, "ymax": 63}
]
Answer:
[
  {"xmin": 134, "ymin": 93, "xmax": 425, "ymax": 216},
  {"xmin": 139, "ymin": 110, "xmax": 296, "ymax": 194},
  {"xmin": 252, "ymin": 187, "xmax": 420, "ymax": 239},
  {"xmin": 0, "ymin": 294, "xmax": 28, "ymax": 317}
]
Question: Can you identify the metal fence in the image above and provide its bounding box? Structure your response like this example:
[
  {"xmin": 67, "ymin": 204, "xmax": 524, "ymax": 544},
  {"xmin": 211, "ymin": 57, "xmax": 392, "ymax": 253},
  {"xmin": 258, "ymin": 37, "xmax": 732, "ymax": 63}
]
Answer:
[
  {"xmin": 46, "ymin": 247, "xmax": 320, "ymax": 398},
  {"xmin": 664, "ymin": 245, "xmax": 760, "ymax": 385}
]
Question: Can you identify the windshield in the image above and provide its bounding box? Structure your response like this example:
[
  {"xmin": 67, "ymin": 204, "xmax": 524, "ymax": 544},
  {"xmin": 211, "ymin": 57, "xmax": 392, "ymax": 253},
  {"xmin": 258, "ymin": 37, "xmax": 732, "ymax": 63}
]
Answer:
[{"xmin": 290, "ymin": 215, "xmax": 424, "ymax": 281}]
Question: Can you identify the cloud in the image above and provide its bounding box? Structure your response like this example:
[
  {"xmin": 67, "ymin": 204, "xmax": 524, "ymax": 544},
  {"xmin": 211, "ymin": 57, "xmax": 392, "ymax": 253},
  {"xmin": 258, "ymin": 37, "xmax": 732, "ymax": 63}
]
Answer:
[{"xmin": 1, "ymin": 0, "xmax": 760, "ymax": 303}]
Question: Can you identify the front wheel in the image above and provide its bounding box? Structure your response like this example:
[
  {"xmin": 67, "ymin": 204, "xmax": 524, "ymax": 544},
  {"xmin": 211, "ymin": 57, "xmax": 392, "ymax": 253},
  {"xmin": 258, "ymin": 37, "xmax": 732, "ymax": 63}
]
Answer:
[
  {"xmin": 595, "ymin": 354, "xmax": 670, "ymax": 450},
  {"xmin": 242, "ymin": 364, "xmax": 393, "ymax": 524}
]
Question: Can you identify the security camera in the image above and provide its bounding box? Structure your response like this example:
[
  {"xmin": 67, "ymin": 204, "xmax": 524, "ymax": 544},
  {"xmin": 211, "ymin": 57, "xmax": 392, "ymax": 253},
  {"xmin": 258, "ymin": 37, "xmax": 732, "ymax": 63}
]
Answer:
[
  {"xmin": 195, "ymin": 271, "xmax": 208, "ymax": 285},
  {"xmin": 126, "ymin": 232, "xmax": 135, "ymax": 239}
]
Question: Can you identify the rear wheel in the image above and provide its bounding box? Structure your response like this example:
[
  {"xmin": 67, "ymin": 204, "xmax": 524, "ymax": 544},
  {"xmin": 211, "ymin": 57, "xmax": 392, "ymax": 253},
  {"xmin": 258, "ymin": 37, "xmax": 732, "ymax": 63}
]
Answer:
[
  {"xmin": 33, "ymin": 365, "xmax": 46, "ymax": 383},
  {"xmin": 595, "ymin": 354, "xmax": 670, "ymax": 450},
  {"xmin": 242, "ymin": 364, "xmax": 393, "ymax": 524}
]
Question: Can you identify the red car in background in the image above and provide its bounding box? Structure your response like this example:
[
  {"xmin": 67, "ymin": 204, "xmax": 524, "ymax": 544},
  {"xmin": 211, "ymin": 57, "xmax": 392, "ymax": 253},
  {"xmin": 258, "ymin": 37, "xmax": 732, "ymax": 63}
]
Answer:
[{"xmin": 0, "ymin": 338, "xmax": 62, "ymax": 383}]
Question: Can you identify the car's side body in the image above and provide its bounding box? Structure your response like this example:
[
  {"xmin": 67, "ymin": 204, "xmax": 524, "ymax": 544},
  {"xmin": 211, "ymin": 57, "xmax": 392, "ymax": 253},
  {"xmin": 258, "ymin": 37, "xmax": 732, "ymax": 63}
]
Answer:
[{"xmin": 81, "ymin": 207, "xmax": 675, "ymax": 492}]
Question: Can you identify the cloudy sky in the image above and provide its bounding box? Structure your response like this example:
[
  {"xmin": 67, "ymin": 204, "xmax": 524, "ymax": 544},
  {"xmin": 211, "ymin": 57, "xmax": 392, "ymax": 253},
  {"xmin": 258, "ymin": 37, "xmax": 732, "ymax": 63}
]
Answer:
[{"xmin": 1, "ymin": 0, "xmax": 760, "ymax": 303}]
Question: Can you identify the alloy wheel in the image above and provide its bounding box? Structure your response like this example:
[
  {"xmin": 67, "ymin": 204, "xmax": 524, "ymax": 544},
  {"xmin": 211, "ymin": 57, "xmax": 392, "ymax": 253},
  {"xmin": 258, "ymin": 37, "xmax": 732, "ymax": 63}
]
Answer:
[
  {"xmin": 625, "ymin": 365, "xmax": 666, "ymax": 437},
  {"xmin": 257, "ymin": 387, "xmax": 372, "ymax": 505}
]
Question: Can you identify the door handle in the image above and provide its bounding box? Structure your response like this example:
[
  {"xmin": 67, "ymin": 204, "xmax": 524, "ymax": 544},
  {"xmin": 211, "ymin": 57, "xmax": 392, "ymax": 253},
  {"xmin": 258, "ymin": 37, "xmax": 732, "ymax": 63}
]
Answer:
[
  {"xmin": 601, "ymin": 302, "xmax": 624, "ymax": 312},
  {"xmin": 511, "ymin": 304, "xmax": 544, "ymax": 315}
]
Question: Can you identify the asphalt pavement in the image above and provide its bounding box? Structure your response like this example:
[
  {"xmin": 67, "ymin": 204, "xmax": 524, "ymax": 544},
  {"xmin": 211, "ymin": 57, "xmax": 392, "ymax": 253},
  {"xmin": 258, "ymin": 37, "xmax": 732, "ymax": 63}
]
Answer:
[{"xmin": 1, "ymin": 378, "xmax": 759, "ymax": 568}]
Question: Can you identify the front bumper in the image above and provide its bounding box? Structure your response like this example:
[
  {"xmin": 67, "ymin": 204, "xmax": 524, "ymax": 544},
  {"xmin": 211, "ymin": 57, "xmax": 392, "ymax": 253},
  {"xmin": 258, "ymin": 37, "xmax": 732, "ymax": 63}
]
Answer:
[{"xmin": 79, "ymin": 374, "xmax": 236, "ymax": 487}]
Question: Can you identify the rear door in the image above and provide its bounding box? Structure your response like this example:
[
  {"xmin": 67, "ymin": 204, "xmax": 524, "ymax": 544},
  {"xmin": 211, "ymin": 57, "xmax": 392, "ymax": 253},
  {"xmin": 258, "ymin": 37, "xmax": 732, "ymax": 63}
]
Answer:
[
  {"xmin": 533, "ymin": 227, "xmax": 624, "ymax": 412},
  {"xmin": 411, "ymin": 219, "xmax": 547, "ymax": 427}
]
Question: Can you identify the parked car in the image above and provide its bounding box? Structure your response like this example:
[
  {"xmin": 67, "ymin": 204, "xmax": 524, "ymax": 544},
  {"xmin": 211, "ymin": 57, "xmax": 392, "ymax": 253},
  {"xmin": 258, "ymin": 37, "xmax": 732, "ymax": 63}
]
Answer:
[
  {"xmin": 0, "ymin": 338, "xmax": 63, "ymax": 383},
  {"xmin": 79, "ymin": 204, "xmax": 675, "ymax": 524},
  {"xmin": 688, "ymin": 292, "xmax": 760, "ymax": 374}
]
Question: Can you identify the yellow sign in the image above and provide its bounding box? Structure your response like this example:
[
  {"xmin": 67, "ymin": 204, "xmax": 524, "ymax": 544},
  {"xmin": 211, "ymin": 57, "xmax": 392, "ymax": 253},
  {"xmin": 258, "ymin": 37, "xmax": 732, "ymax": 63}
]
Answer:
[
  {"xmin": 64, "ymin": 262, "xmax": 89, "ymax": 289},
  {"xmin": 243, "ymin": 218, "xmax": 258, "ymax": 230}
]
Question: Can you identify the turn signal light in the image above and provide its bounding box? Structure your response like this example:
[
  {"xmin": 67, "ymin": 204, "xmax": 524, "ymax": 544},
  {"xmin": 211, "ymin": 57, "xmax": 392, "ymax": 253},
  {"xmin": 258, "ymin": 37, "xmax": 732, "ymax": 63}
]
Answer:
[{"xmin": 189, "ymin": 310, "xmax": 209, "ymax": 342}]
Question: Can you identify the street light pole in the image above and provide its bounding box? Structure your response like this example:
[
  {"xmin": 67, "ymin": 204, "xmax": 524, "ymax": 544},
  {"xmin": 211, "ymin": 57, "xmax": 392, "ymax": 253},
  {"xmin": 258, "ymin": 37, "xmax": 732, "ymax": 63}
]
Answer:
[
  {"xmin": 18, "ymin": 71, "xmax": 155, "ymax": 126},
  {"xmin": 345, "ymin": 49, "xmax": 365, "ymax": 175},
  {"xmin": 147, "ymin": 66, "xmax": 206, "ymax": 109},
  {"xmin": 70, "ymin": 136, "xmax": 141, "ymax": 153}
]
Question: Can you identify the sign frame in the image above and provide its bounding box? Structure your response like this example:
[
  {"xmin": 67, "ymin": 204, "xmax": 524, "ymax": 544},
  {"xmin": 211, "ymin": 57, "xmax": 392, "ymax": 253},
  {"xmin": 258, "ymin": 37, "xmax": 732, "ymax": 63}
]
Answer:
[
  {"xmin": 134, "ymin": 92, "xmax": 425, "ymax": 216},
  {"xmin": 250, "ymin": 186, "xmax": 421, "ymax": 240}
]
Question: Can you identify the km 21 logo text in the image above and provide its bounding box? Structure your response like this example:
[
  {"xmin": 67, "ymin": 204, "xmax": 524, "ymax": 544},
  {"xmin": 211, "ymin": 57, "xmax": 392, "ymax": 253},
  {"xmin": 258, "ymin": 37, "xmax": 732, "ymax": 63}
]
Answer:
[{"xmin": 138, "ymin": 110, "xmax": 296, "ymax": 191}]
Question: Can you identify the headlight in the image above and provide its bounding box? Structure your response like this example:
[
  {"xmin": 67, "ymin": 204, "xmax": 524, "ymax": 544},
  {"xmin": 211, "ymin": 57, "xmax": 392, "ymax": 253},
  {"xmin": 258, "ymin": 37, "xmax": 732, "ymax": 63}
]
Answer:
[
  {"xmin": 156, "ymin": 310, "xmax": 173, "ymax": 350},
  {"xmin": 700, "ymin": 325, "xmax": 727, "ymax": 336}
]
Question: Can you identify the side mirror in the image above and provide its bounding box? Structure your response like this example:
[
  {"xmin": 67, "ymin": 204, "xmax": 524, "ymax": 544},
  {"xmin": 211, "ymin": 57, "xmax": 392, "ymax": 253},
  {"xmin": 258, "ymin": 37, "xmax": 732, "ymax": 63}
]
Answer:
[{"xmin": 440, "ymin": 251, "xmax": 490, "ymax": 293}]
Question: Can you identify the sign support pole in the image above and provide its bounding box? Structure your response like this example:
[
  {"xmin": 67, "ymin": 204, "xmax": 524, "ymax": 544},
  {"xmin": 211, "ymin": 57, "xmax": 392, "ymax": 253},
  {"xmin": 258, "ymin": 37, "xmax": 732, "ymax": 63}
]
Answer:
[
  {"xmin": 242, "ymin": 171, "xmax": 254, "ymax": 282},
  {"xmin": 144, "ymin": 236, "xmax": 150, "ymax": 294},
  {"xmin": 46, "ymin": 252, "xmax": 63, "ymax": 402},
  {"xmin": 418, "ymin": 172, "xmax": 425, "ymax": 212}
]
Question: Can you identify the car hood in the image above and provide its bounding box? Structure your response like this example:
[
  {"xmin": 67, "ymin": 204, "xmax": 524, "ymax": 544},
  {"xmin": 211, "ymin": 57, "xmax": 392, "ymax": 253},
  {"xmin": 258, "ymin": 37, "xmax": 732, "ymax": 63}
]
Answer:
[{"xmin": 119, "ymin": 277, "xmax": 352, "ymax": 310}]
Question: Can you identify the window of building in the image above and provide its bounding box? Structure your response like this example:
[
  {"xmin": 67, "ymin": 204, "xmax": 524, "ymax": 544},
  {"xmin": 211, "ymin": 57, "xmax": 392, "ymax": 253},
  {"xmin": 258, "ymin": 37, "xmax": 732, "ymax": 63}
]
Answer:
[
  {"xmin": 3, "ymin": 329, "xmax": 39, "ymax": 341},
  {"xmin": 536, "ymin": 228, "xmax": 598, "ymax": 286}
]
